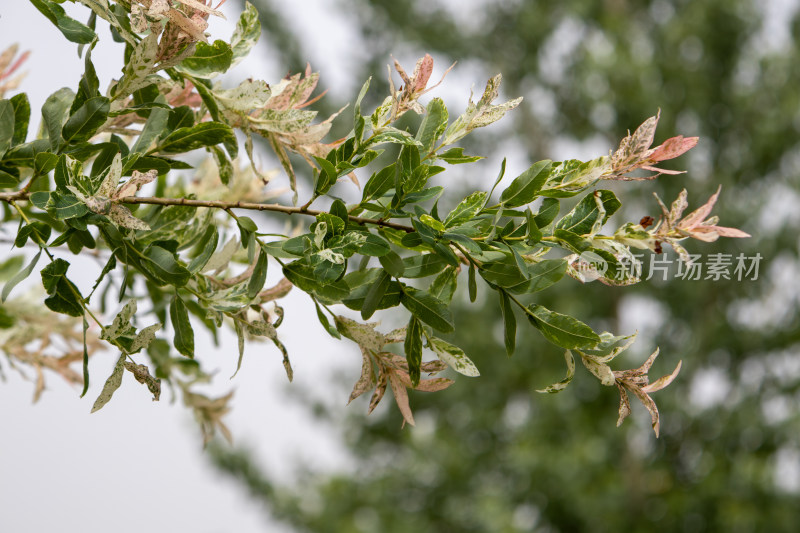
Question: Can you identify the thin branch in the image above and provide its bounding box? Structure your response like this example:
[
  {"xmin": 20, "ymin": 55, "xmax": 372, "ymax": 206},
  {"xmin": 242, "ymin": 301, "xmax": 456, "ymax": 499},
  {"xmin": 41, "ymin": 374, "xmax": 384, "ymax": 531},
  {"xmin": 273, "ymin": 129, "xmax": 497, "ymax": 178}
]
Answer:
[
  {"xmin": 0, "ymin": 191, "xmax": 415, "ymax": 233},
  {"xmin": 259, "ymin": 277, "xmax": 292, "ymax": 303}
]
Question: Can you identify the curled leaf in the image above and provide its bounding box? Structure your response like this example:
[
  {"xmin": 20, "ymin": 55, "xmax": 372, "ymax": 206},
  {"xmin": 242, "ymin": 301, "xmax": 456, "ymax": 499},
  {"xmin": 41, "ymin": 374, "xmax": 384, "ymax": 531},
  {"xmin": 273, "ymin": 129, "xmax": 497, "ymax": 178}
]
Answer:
[
  {"xmin": 123, "ymin": 361, "xmax": 161, "ymax": 401},
  {"xmin": 537, "ymin": 350, "xmax": 575, "ymax": 393}
]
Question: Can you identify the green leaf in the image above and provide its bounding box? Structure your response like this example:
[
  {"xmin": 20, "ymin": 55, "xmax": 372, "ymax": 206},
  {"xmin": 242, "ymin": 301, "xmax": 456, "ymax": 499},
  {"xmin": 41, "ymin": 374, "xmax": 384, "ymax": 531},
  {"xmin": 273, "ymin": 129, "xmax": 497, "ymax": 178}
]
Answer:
[
  {"xmin": 525, "ymin": 207, "xmax": 542, "ymax": 245},
  {"xmin": 401, "ymin": 254, "xmax": 448, "ymax": 278},
  {"xmin": 41, "ymin": 259, "xmax": 84, "ymax": 317},
  {"xmin": 555, "ymin": 190, "xmax": 621, "ymax": 235},
  {"xmin": 361, "ymin": 270, "xmax": 390, "ymax": 320},
  {"xmin": 358, "ymin": 233, "xmax": 391, "ymax": 257},
  {"xmin": 283, "ymin": 262, "xmax": 350, "ymax": 303},
  {"xmin": 429, "ymin": 266, "xmax": 457, "ymax": 304},
  {"xmin": 0, "ymin": 169, "xmax": 19, "ymax": 188},
  {"xmin": 314, "ymin": 301, "xmax": 341, "ymax": 339},
  {"xmin": 179, "ymin": 40, "xmax": 233, "ymax": 77},
  {"xmin": 379, "ymin": 251, "xmax": 405, "ymax": 277},
  {"xmin": 131, "ymin": 103, "xmax": 169, "ymax": 154},
  {"xmin": 362, "ymin": 163, "xmax": 396, "ymax": 201},
  {"xmin": 14, "ymin": 221, "xmax": 51, "ymax": 248},
  {"xmin": 2, "ymin": 139, "xmax": 49, "ymax": 168},
  {"xmin": 353, "ymin": 77, "xmax": 370, "ymax": 146},
  {"xmin": 536, "ymin": 350, "xmax": 576, "ymax": 393},
  {"xmin": 53, "ymin": 154, "xmax": 70, "ymax": 192},
  {"xmin": 81, "ymin": 316, "xmax": 90, "ymax": 397},
  {"xmin": 415, "ymin": 97, "xmax": 448, "ymax": 153},
  {"xmin": 405, "ymin": 316, "xmax": 423, "ymax": 387},
  {"xmin": 313, "ymin": 156, "xmax": 337, "ymax": 196},
  {"xmin": 342, "ymin": 269, "xmax": 402, "ymax": 312},
  {"xmin": 157, "ymin": 122, "xmax": 238, "ymax": 159},
  {"xmin": 329, "ymin": 199, "xmax": 349, "ymax": 226},
  {"xmin": 403, "ymin": 186, "xmax": 445, "ymax": 206},
  {"xmin": 34, "ymin": 151, "xmax": 59, "ymax": 175},
  {"xmin": 188, "ymin": 225, "xmax": 219, "ymax": 273},
  {"xmin": 444, "ymin": 191, "xmax": 487, "ymax": 228},
  {"xmin": 30, "ymin": 0, "xmax": 97, "ymax": 44},
  {"xmin": 428, "ymin": 337, "xmax": 479, "ymax": 376},
  {"xmin": 436, "ymin": 147, "xmax": 483, "ymax": 165},
  {"xmin": 526, "ymin": 304, "xmax": 601, "ymax": 350},
  {"xmin": 247, "ymin": 248, "xmax": 268, "ymax": 300},
  {"xmin": 230, "ymin": 2, "xmax": 261, "ymax": 65},
  {"xmin": 237, "ymin": 216, "xmax": 258, "ymax": 233},
  {"xmin": 553, "ymin": 229, "xmax": 591, "ymax": 254},
  {"xmin": 480, "ymin": 259, "xmax": 566, "ymax": 294},
  {"xmin": 524, "ymin": 259, "xmax": 567, "ymax": 293},
  {"xmin": 190, "ymin": 80, "xmax": 221, "ymax": 123},
  {"xmin": 74, "ymin": 43, "xmax": 100, "ymax": 111},
  {"xmin": 0, "ymin": 100, "xmax": 14, "ymax": 160},
  {"xmin": 420, "ymin": 214, "xmax": 445, "ymax": 232},
  {"xmin": 401, "ymin": 286, "xmax": 454, "ymax": 333},
  {"xmin": 2, "ymin": 250, "xmax": 41, "ymax": 302},
  {"xmin": 51, "ymin": 192, "xmax": 90, "ymax": 220},
  {"xmin": 170, "ymin": 295, "xmax": 195, "ymax": 358},
  {"xmin": 500, "ymin": 160, "xmax": 552, "ymax": 207},
  {"xmin": 10, "ymin": 93, "xmax": 30, "ymax": 146},
  {"xmin": 209, "ymin": 145, "xmax": 233, "ymax": 185},
  {"xmin": 468, "ymin": 262, "xmax": 477, "ymax": 302},
  {"xmin": 91, "ymin": 354, "xmax": 125, "ymax": 413},
  {"xmin": 61, "ymin": 96, "xmax": 110, "ymax": 144},
  {"xmin": 167, "ymin": 106, "xmax": 194, "ymax": 132},
  {"xmin": 41, "ymin": 87, "xmax": 75, "ymax": 150},
  {"xmin": 499, "ymin": 291, "xmax": 516, "ymax": 356},
  {"xmin": 142, "ymin": 245, "xmax": 191, "ymax": 287}
]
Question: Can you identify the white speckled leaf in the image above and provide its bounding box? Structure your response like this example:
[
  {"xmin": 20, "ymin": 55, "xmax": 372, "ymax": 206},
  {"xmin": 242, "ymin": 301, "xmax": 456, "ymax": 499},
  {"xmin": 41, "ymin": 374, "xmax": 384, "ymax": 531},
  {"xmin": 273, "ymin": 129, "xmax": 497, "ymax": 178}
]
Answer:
[
  {"xmin": 428, "ymin": 337, "xmax": 479, "ymax": 377},
  {"xmin": 97, "ymin": 152, "xmax": 121, "ymax": 198},
  {"xmin": 108, "ymin": 204, "xmax": 150, "ymax": 230},
  {"xmin": 123, "ymin": 361, "xmax": 161, "ymax": 401},
  {"xmin": 129, "ymin": 323, "xmax": 162, "ymax": 352},
  {"xmin": 91, "ymin": 354, "xmax": 125, "ymax": 413},
  {"xmin": 580, "ymin": 353, "xmax": 615, "ymax": 386},
  {"xmin": 215, "ymin": 79, "xmax": 271, "ymax": 113},
  {"xmin": 231, "ymin": 2, "xmax": 261, "ymax": 65},
  {"xmin": 102, "ymin": 300, "xmax": 137, "ymax": 340}
]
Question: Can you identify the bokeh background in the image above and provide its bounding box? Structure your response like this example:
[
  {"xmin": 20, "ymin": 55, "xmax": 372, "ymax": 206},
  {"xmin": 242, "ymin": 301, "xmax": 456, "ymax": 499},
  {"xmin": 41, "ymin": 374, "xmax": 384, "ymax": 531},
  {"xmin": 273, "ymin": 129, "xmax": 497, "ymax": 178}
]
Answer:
[{"xmin": 3, "ymin": 1, "xmax": 800, "ymax": 532}]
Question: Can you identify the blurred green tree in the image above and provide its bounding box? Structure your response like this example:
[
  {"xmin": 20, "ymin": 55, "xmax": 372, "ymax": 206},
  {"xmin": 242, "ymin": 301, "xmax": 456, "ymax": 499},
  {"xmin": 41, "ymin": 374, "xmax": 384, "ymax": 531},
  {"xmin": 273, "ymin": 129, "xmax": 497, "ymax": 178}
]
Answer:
[{"xmin": 212, "ymin": 0, "xmax": 800, "ymax": 530}]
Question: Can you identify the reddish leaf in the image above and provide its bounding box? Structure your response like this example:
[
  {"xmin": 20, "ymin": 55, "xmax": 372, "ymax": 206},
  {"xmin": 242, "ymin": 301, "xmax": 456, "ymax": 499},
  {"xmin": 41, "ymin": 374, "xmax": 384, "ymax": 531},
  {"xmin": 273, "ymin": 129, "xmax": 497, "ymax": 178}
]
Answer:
[{"xmin": 388, "ymin": 370, "xmax": 415, "ymax": 426}]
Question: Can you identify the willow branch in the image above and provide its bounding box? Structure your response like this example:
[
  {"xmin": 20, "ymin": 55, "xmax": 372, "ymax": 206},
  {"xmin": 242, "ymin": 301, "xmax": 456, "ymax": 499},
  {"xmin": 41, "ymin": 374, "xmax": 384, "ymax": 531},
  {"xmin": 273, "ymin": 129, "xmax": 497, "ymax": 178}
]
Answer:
[{"xmin": 0, "ymin": 190, "xmax": 414, "ymax": 233}]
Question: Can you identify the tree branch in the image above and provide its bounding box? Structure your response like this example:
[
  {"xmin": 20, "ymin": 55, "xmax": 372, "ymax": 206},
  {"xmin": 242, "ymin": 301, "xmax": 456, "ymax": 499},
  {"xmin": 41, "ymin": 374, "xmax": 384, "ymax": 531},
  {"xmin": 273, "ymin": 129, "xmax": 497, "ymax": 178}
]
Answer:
[{"xmin": 0, "ymin": 191, "xmax": 415, "ymax": 233}]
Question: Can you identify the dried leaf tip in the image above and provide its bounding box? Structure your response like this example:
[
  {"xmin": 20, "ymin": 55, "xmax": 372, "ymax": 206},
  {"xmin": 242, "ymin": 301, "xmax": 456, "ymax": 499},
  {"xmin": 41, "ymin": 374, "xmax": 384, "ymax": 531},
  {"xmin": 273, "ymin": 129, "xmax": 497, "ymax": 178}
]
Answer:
[
  {"xmin": 608, "ymin": 110, "xmax": 699, "ymax": 180},
  {"xmin": 613, "ymin": 348, "xmax": 682, "ymax": 437},
  {"xmin": 654, "ymin": 186, "xmax": 751, "ymax": 247}
]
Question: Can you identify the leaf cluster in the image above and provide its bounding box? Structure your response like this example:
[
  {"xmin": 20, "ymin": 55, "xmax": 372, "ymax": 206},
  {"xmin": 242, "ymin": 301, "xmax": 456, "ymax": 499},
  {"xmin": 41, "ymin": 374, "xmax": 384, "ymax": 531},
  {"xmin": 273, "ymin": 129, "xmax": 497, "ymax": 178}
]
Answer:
[{"xmin": 0, "ymin": 0, "xmax": 747, "ymax": 440}]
